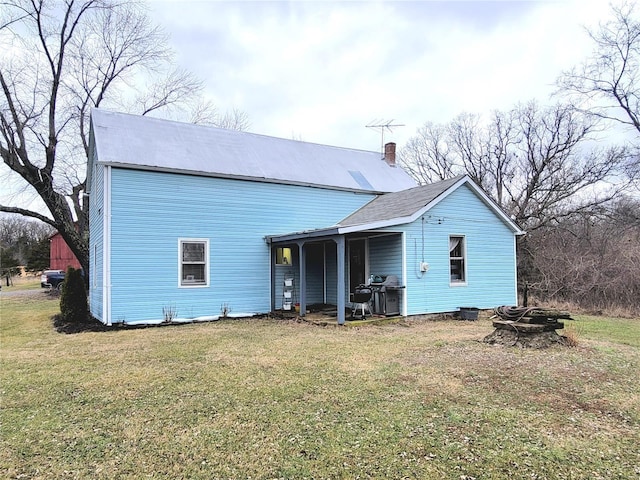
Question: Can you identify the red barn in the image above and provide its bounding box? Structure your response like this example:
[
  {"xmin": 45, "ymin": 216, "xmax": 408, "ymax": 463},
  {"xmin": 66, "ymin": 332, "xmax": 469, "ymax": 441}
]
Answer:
[{"xmin": 49, "ymin": 232, "xmax": 81, "ymax": 271}]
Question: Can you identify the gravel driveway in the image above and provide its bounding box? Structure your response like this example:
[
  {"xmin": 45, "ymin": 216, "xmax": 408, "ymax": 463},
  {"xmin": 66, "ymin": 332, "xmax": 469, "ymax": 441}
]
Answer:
[{"xmin": 0, "ymin": 288, "xmax": 51, "ymax": 298}]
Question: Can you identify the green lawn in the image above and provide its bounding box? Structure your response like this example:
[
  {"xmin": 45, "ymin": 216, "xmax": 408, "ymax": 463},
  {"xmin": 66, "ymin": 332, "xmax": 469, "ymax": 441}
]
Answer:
[
  {"xmin": 1, "ymin": 294, "xmax": 639, "ymax": 479},
  {"xmin": 1, "ymin": 275, "xmax": 41, "ymax": 292},
  {"xmin": 567, "ymin": 314, "xmax": 640, "ymax": 347}
]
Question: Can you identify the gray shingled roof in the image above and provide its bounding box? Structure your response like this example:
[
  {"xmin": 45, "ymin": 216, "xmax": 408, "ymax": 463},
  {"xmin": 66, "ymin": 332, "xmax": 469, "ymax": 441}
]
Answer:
[
  {"xmin": 339, "ymin": 175, "xmax": 465, "ymax": 227},
  {"xmin": 90, "ymin": 109, "xmax": 417, "ymax": 193}
]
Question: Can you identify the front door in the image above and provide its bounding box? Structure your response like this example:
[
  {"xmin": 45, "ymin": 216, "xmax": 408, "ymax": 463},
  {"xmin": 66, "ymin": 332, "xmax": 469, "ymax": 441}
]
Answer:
[{"xmin": 349, "ymin": 239, "xmax": 367, "ymax": 294}]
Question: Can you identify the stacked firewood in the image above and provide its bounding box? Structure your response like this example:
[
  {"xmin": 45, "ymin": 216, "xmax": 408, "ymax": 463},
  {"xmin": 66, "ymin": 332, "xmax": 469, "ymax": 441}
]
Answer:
[{"xmin": 491, "ymin": 306, "xmax": 572, "ymax": 333}]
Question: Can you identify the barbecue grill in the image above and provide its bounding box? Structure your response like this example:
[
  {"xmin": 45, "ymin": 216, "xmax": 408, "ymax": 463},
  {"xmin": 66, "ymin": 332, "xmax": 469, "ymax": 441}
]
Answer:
[
  {"xmin": 351, "ymin": 284, "xmax": 373, "ymax": 319},
  {"xmin": 369, "ymin": 274, "xmax": 404, "ymax": 316}
]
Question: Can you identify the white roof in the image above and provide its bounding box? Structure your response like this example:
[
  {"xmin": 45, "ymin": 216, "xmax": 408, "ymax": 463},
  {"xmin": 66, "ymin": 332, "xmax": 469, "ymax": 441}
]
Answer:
[{"xmin": 90, "ymin": 109, "xmax": 417, "ymax": 193}]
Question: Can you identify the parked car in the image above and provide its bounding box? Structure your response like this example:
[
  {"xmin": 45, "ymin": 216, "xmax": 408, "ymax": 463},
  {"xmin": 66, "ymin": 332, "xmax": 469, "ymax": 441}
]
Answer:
[{"xmin": 41, "ymin": 270, "xmax": 65, "ymax": 289}]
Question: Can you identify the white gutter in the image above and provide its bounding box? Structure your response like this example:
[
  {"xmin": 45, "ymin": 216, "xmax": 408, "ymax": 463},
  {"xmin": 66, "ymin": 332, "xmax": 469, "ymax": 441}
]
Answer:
[
  {"xmin": 513, "ymin": 235, "xmax": 519, "ymax": 305},
  {"xmin": 99, "ymin": 161, "xmax": 392, "ymax": 196}
]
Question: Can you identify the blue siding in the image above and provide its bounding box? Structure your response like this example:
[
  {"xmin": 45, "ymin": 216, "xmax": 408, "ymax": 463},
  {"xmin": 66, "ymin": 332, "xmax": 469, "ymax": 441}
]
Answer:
[
  {"xmin": 271, "ymin": 241, "xmax": 339, "ymax": 307},
  {"xmin": 368, "ymin": 234, "xmax": 405, "ymax": 312},
  {"xmin": 305, "ymin": 244, "xmax": 325, "ymax": 304},
  {"xmin": 271, "ymin": 244, "xmax": 325, "ymax": 309},
  {"xmin": 402, "ymin": 184, "xmax": 517, "ymax": 314},
  {"xmin": 88, "ymin": 157, "xmax": 104, "ymax": 321},
  {"xmin": 324, "ymin": 243, "xmax": 338, "ymax": 305},
  {"xmin": 369, "ymin": 234, "xmax": 403, "ymax": 282},
  {"xmin": 108, "ymin": 169, "xmax": 374, "ymax": 323}
]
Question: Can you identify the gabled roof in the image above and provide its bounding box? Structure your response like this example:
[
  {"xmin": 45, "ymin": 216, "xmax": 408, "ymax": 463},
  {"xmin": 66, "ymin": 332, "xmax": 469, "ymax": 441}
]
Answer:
[
  {"xmin": 339, "ymin": 175, "xmax": 464, "ymax": 227},
  {"xmin": 266, "ymin": 175, "xmax": 524, "ymax": 243},
  {"xmin": 338, "ymin": 175, "xmax": 524, "ymax": 234},
  {"xmin": 89, "ymin": 109, "xmax": 417, "ymax": 193}
]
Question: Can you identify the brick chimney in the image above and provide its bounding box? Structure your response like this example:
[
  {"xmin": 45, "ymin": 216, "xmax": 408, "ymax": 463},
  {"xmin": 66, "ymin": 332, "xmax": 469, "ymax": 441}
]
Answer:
[{"xmin": 384, "ymin": 142, "xmax": 396, "ymax": 167}]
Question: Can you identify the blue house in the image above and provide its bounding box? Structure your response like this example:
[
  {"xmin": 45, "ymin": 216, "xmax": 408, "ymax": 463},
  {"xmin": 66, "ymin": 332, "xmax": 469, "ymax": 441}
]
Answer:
[{"xmin": 87, "ymin": 109, "xmax": 524, "ymax": 326}]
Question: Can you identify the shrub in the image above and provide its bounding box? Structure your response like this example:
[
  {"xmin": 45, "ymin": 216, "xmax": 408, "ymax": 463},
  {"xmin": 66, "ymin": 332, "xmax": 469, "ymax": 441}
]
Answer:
[
  {"xmin": 60, "ymin": 267, "xmax": 88, "ymax": 324},
  {"xmin": 562, "ymin": 322, "xmax": 581, "ymax": 347}
]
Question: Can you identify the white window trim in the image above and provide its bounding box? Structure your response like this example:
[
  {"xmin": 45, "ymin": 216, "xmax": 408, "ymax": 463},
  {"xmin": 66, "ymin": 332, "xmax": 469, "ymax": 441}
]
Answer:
[
  {"xmin": 178, "ymin": 238, "xmax": 210, "ymax": 288},
  {"xmin": 449, "ymin": 234, "xmax": 467, "ymax": 287}
]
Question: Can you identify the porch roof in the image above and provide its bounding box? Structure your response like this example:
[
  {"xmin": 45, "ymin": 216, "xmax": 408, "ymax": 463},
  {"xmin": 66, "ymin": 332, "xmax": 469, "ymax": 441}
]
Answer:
[{"xmin": 338, "ymin": 175, "xmax": 464, "ymax": 227}]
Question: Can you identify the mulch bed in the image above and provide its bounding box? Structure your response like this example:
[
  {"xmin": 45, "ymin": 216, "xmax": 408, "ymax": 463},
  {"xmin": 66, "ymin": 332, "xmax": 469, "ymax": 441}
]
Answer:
[{"xmin": 53, "ymin": 314, "xmax": 111, "ymax": 334}]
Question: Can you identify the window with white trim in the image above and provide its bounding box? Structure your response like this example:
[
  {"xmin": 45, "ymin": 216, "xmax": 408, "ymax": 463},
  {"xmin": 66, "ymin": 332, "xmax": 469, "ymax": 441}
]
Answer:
[
  {"xmin": 449, "ymin": 236, "xmax": 466, "ymax": 283},
  {"xmin": 179, "ymin": 239, "xmax": 209, "ymax": 287}
]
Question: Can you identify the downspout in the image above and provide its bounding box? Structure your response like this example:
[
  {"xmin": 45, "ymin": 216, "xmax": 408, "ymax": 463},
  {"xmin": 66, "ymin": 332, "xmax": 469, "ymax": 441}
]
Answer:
[
  {"xmin": 103, "ymin": 165, "xmax": 112, "ymax": 326},
  {"xmin": 513, "ymin": 235, "xmax": 519, "ymax": 306}
]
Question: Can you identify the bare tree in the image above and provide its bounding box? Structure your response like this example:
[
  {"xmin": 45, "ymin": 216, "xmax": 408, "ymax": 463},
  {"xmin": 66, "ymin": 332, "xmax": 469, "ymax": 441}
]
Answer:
[
  {"xmin": 0, "ymin": 0, "xmax": 247, "ymax": 277},
  {"xmin": 528, "ymin": 200, "xmax": 640, "ymax": 314},
  {"xmin": 0, "ymin": 215, "xmax": 54, "ymax": 247},
  {"xmin": 0, "ymin": 214, "xmax": 54, "ymax": 271},
  {"xmin": 448, "ymin": 112, "xmax": 490, "ymax": 190},
  {"xmin": 399, "ymin": 122, "xmax": 455, "ymax": 183},
  {"xmin": 507, "ymin": 102, "xmax": 627, "ymax": 231},
  {"xmin": 400, "ymin": 101, "xmax": 627, "ymax": 231},
  {"xmin": 485, "ymin": 108, "xmax": 519, "ymax": 207},
  {"xmin": 558, "ymin": 1, "xmax": 640, "ymax": 134}
]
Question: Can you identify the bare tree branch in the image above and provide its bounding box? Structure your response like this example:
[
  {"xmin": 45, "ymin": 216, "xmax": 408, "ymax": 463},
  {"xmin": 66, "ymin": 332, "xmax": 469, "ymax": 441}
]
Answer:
[
  {"xmin": 400, "ymin": 101, "xmax": 627, "ymax": 232},
  {"xmin": 1, "ymin": 0, "xmax": 249, "ymax": 278},
  {"xmin": 398, "ymin": 122, "xmax": 454, "ymax": 184},
  {"xmin": 0, "ymin": 204, "xmax": 57, "ymax": 227},
  {"xmin": 558, "ymin": 1, "xmax": 640, "ymax": 137}
]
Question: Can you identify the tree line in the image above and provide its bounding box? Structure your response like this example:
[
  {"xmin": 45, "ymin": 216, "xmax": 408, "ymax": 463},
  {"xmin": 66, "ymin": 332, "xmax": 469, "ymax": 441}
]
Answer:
[{"xmin": 0, "ymin": 216, "xmax": 53, "ymax": 276}]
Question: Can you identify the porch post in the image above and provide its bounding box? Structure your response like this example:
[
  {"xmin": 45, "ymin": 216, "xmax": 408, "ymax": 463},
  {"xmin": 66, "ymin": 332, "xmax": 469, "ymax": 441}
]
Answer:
[
  {"xmin": 270, "ymin": 245, "xmax": 276, "ymax": 313},
  {"xmin": 297, "ymin": 241, "xmax": 306, "ymax": 316},
  {"xmin": 335, "ymin": 236, "xmax": 346, "ymax": 325}
]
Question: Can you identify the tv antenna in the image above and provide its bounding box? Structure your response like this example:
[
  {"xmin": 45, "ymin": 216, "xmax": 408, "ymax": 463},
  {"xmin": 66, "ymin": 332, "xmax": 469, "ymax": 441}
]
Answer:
[{"xmin": 366, "ymin": 119, "xmax": 405, "ymax": 155}]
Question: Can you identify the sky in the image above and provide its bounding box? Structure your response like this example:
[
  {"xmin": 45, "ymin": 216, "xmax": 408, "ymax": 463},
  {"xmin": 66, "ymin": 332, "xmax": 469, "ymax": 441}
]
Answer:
[{"xmin": 147, "ymin": 0, "xmax": 614, "ymax": 154}]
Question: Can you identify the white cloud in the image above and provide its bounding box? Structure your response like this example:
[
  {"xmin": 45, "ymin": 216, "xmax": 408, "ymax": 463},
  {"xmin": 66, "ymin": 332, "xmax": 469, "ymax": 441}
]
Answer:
[{"xmin": 148, "ymin": 0, "xmax": 616, "ymax": 150}]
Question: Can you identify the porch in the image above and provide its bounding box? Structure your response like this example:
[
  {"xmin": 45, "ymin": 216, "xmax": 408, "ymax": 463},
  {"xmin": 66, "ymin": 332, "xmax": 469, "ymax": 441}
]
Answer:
[
  {"xmin": 266, "ymin": 230, "xmax": 406, "ymax": 325},
  {"xmin": 277, "ymin": 302, "xmax": 406, "ymax": 327}
]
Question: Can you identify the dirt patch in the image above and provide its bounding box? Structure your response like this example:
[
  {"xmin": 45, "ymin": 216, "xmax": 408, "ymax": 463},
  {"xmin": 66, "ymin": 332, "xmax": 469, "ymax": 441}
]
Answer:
[{"xmin": 483, "ymin": 328, "xmax": 568, "ymax": 348}]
